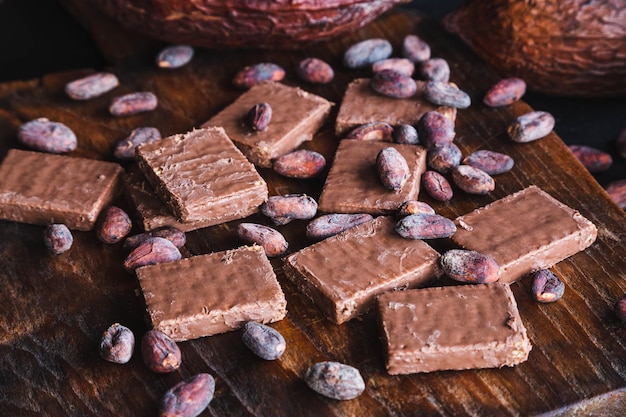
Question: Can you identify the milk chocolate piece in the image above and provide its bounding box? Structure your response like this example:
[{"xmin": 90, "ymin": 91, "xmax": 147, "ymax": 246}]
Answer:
[
  {"xmin": 137, "ymin": 245, "xmax": 287, "ymax": 341},
  {"xmin": 335, "ymin": 78, "xmax": 456, "ymax": 136},
  {"xmin": 0, "ymin": 149, "xmax": 123, "ymax": 230},
  {"xmin": 378, "ymin": 283, "xmax": 532, "ymax": 375},
  {"xmin": 452, "ymin": 185, "xmax": 597, "ymax": 283},
  {"xmin": 318, "ymin": 140, "xmax": 427, "ymax": 214},
  {"xmin": 136, "ymin": 127, "xmax": 268, "ymax": 223},
  {"xmin": 284, "ymin": 216, "xmax": 441, "ymax": 324},
  {"xmin": 202, "ymin": 82, "xmax": 333, "ymax": 167}
]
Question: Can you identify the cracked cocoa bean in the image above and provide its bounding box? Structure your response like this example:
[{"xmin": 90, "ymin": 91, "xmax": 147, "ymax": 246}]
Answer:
[
  {"xmin": 109, "ymin": 92, "xmax": 158, "ymax": 116},
  {"xmin": 421, "ymin": 170, "xmax": 454, "ymax": 202},
  {"xmin": 615, "ymin": 296, "xmax": 626, "ymax": 322},
  {"xmin": 273, "ymin": 149, "xmax": 326, "ymax": 179},
  {"xmin": 43, "ymin": 224, "xmax": 73, "ymax": 255},
  {"xmin": 417, "ymin": 111, "xmax": 455, "ymax": 149},
  {"xmin": 159, "ymin": 374, "xmax": 215, "ymax": 417},
  {"xmin": 100, "ymin": 323, "xmax": 135, "ymax": 364},
  {"xmin": 418, "ymin": 58, "xmax": 450, "ymax": 83},
  {"xmin": 18, "ymin": 118, "xmax": 77, "ymax": 154},
  {"xmin": 483, "ymin": 78, "xmax": 526, "ymax": 107},
  {"xmin": 96, "ymin": 206, "xmax": 132, "ymax": 244},
  {"xmin": 242, "ymin": 321, "xmax": 286, "ymax": 360},
  {"xmin": 372, "ymin": 58, "xmax": 415, "ymax": 77},
  {"xmin": 398, "ymin": 200, "xmax": 435, "ymax": 216},
  {"xmin": 156, "ymin": 45, "xmax": 194, "ymax": 69},
  {"xmin": 305, "ymin": 361, "xmax": 365, "ymax": 401},
  {"xmin": 402, "ymin": 34, "xmax": 431, "ymax": 63},
  {"xmin": 236, "ymin": 223, "xmax": 288, "ymax": 257},
  {"xmin": 345, "ymin": 122, "xmax": 394, "ymax": 142},
  {"xmin": 531, "ymin": 269, "xmax": 565, "ymax": 303},
  {"xmin": 248, "ymin": 102, "xmax": 272, "ymax": 132},
  {"xmin": 261, "ymin": 194, "xmax": 318, "ymax": 225},
  {"xmin": 452, "ymin": 165, "xmax": 495, "ymax": 195},
  {"xmin": 423, "ymin": 81, "xmax": 471, "ymax": 109},
  {"xmin": 233, "ymin": 62, "xmax": 285, "ymax": 89},
  {"xmin": 606, "ymin": 179, "xmax": 626, "ymax": 209},
  {"xmin": 65, "ymin": 72, "xmax": 119, "ymax": 100},
  {"xmin": 114, "ymin": 126, "xmax": 161, "ymax": 160},
  {"xmin": 343, "ymin": 38, "xmax": 392, "ymax": 69},
  {"xmin": 296, "ymin": 57, "xmax": 334, "ymax": 84},
  {"xmin": 427, "ymin": 142, "xmax": 462, "ymax": 173},
  {"xmin": 463, "ymin": 150, "xmax": 514, "ymax": 175},
  {"xmin": 568, "ymin": 145, "xmax": 613, "ymax": 173},
  {"xmin": 141, "ymin": 330, "xmax": 182, "ymax": 373},
  {"xmin": 123, "ymin": 237, "xmax": 182, "ymax": 272},
  {"xmin": 124, "ymin": 227, "xmax": 186, "ymax": 250},
  {"xmin": 508, "ymin": 111, "xmax": 555, "ymax": 143},
  {"xmin": 393, "ymin": 124, "xmax": 419, "ymax": 145},
  {"xmin": 371, "ymin": 69, "xmax": 417, "ymax": 99},
  {"xmin": 440, "ymin": 249, "xmax": 500, "ymax": 284},
  {"xmin": 377, "ymin": 147, "xmax": 410, "ymax": 191},
  {"xmin": 395, "ymin": 213, "xmax": 456, "ymax": 240},
  {"xmin": 306, "ymin": 213, "xmax": 373, "ymax": 240}
]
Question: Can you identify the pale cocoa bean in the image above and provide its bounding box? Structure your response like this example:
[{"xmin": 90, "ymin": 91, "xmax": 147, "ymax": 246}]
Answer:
[
  {"xmin": 463, "ymin": 150, "xmax": 514, "ymax": 175},
  {"xmin": 273, "ymin": 149, "xmax": 326, "ymax": 179},
  {"xmin": 423, "ymin": 82, "xmax": 471, "ymax": 109},
  {"xmin": 393, "ymin": 124, "xmax": 419, "ymax": 145},
  {"xmin": 345, "ymin": 122, "xmax": 394, "ymax": 142},
  {"xmin": 141, "ymin": 330, "xmax": 182, "ymax": 373},
  {"xmin": 343, "ymin": 38, "xmax": 392, "ymax": 69},
  {"xmin": 18, "ymin": 118, "xmax": 77, "ymax": 154},
  {"xmin": 124, "ymin": 227, "xmax": 186, "ymax": 250},
  {"xmin": 606, "ymin": 179, "xmax": 626, "ymax": 209},
  {"xmin": 421, "ymin": 170, "xmax": 453, "ymax": 202},
  {"xmin": 568, "ymin": 145, "xmax": 613, "ymax": 173},
  {"xmin": 236, "ymin": 223, "xmax": 288, "ymax": 257},
  {"xmin": 418, "ymin": 58, "xmax": 450, "ymax": 83},
  {"xmin": 109, "ymin": 92, "xmax": 158, "ymax": 116},
  {"xmin": 372, "ymin": 58, "xmax": 415, "ymax": 77},
  {"xmin": 159, "ymin": 374, "xmax": 215, "ymax": 417},
  {"xmin": 427, "ymin": 142, "xmax": 462, "ymax": 173},
  {"xmin": 43, "ymin": 224, "xmax": 73, "ymax": 255},
  {"xmin": 96, "ymin": 206, "xmax": 132, "ymax": 244},
  {"xmin": 417, "ymin": 111, "xmax": 455, "ymax": 149},
  {"xmin": 483, "ymin": 78, "xmax": 526, "ymax": 107},
  {"xmin": 296, "ymin": 57, "xmax": 334, "ymax": 84},
  {"xmin": 305, "ymin": 361, "xmax": 365, "ymax": 400},
  {"xmin": 371, "ymin": 69, "xmax": 417, "ymax": 99},
  {"xmin": 531, "ymin": 269, "xmax": 565, "ymax": 303},
  {"xmin": 398, "ymin": 200, "xmax": 435, "ymax": 216},
  {"xmin": 114, "ymin": 126, "xmax": 162, "ymax": 160},
  {"xmin": 452, "ymin": 165, "xmax": 495, "ymax": 195},
  {"xmin": 617, "ymin": 128, "xmax": 626, "ymax": 159},
  {"xmin": 65, "ymin": 72, "xmax": 119, "ymax": 100},
  {"xmin": 100, "ymin": 323, "xmax": 135, "ymax": 364},
  {"xmin": 395, "ymin": 213, "xmax": 456, "ymax": 240},
  {"xmin": 233, "ymin": 62, "xmax": 285, "ymax": 89},
  {"xmin": 156, "ymin": 45, "xmax": 194, "ymax": 69},
  {"xmin": 615, "ymin": 295, "xmax": 626, "ymax": 322},
  {"xmin": 248, "ymin": 102, "xmax": 272, "ymax": 132},
  {"xmin": 508, "ymin": 111, "xmax": 555, "ymax": 143},
  {"xmin": 377, "ymin": 147, "xmax": 410, "ymax": 191},
  {"xmin": 306, "ymin": 213, "xmax": 373, "ymax": 240},
  {"xmin": 123, "ymin": 237, "xmax": 182, "ymax": 272},
  {"xmin": 242, "ymin": 321, "xmax": 286, "ymax": 360},
  {"xmin": 261, "ymin": 194, "xmax": 318, "ymax": 225},
  {"xmin": 440, "ymin": 249, "xmax": 500, "ymax": 284},
  {"xmin": 402, "ymin": 34, "xmax": 431, "ymax": 63}
]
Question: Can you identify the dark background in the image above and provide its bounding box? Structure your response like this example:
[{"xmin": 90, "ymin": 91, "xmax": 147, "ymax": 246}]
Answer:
[{"xmin": 0, "ymin": 0, "xmax": 624, "ymax": 188}]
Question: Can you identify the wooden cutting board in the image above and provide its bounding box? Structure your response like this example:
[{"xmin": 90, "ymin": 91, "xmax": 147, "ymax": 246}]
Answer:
[{"xmin": 0, "ymin": 4, "xmax": 625, "ymax": 416}]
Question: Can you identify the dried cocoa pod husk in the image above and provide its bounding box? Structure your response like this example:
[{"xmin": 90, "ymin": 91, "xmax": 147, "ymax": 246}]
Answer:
[{"xmin": 443, "ymin": 0, "xmax": 626, "ymax": 97}]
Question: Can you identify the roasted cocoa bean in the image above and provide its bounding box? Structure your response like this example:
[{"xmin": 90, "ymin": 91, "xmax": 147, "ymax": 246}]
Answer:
[
  {"xmin": 141, "ymin": 330, "xmax": 182, "ymax": 373},
  {"xmin": 427, "ymin": 142, "xmax": 462, "ymax": 173},
  {"xmin": 156, "ymin": 45, "xmax": 194, "ymax": 69},
  {"xmin": 343, "ymin": 38, "xmax": 392, "ymax": 69},
  {"xmin": 233, "ymin": 63, "xmax": 285, "ymax": 89},
  {"xmin": 241, "ymin": 321, "xmax": 286, "ymax": 360},
  {"xmin": 615, "ymin": 295, "xmax": 626, "ymax": 322},
  {"xmin": 440, "ymin": 249, "xmax": 500, "ymax": 284},
  {"xmin": 65, "ymin": 72, "xmax": 119, "ymax": 100},
  {"xmin": 421, "ymin": 170, "xmax": 454, "ymax": 202},
  {"xmin": 398, "ymin": 200, "xmax": 435, "ymax": 216},
  {"xmin": 483, "ymin": 78, "xmax": 526, "ymax": 107},
  {"xmin": 114, "ymin": 126, "xmax": 162, "ymax": 160},
  {"xmin": 423, "ymin": 81, "xmax": 471, "ymax": 109},
  {"xmin": 371, "ymin": 69, "xmax": 417, "ymax": 99},
  {"xmin": 109, "ymin": 92, "xmax": 158, "ymax": 116},
  {"xmin": 606, "ymin": 179, "xmax": 626, "ymax": 210},
  {"xmin": 306, "ymin": 213, "xmax": 373, "ymax": 240},
  {"xmin": 393, "ymin": 124, "xmax": 419, "ymax": 145},
  {"xmin": 508, "ymin": 111, "xmax": 555, "ymax": 143},
  {"xmin": 416, "ymin": 111, "xmax": 455, "ymax": 149},
  {"xmin": 395, "ymin": 213, "xmax": 456, "ymax": 240},
  {"xmin": 100, "ymin": 323, "xmax": 135, "ymax": 364},
  {"xmin": 261, "ymin": 194, "xmax": 318, "ymax": 225},
  {"xmin": 96, "ymin": 206, "xmax": 133, "ymax": 244},
  {"xmin": 418, "ymin": 58, "xmax": 450, "ymax": 83},
  {"xmin": 123, "ymin": 237, "xmax": 182, "ymax": 272},
  {"xmin": 617, "ymin": 128, "xmax": 626, "ymax": 159},
  {"xmin": 273, "ymin": 149, "xmax": 326, "ymax": 179},
  {"xmin": 568, "ymin": 145, "xmax": 613, "ymax": 173},
  {"xmin": 372, "ymin": 58, "xmax": 415, "ymax": 77},
  {"xmin": 124, "ymin": 227, "xmax": 186, "ymax": 250},
  {"xmin": 159, "ymin": 374, "xmax": 215, "ymax": 417},
  {"xmin": 18, "ymin": 118, "xmax": 77, "ymax": 154},
  {"xmin": 43, "ymin": 224, "xmax": 73, "ymax": 255},
  {"xmin": 452, "ymin": 165, "xmax": 495, "ymax": 195},
  {"xmin": 236, "ymin": 223, "xmax": 288, "ymax": 257},
  {"xmin": 531, "ymin": 270, "xmax": 565, "ymax": 303},
  {"xmin": 305, "ymin": 361, "xmax": 365, "ymax": 401},
  {"xmin": 377, "ymin": 147, "xmax": 410, "ymax": 191},
  {"xmin": 247, "ymin": 102, "xmax": 272, "ymax": 132},
  {"xmin": 345, "ymin": 122, "xmax": 394, "ymax": 142},
  {"xmin": 402, "ymin": 34, "xmax": 431, "ymax": 63},
  {"xmin": 296, "ymin": 57, "xmax": 334, "ymax": 84},
  {"xmin": 462, "ymin": 150, "xmax": 514, "ymax": 175}
]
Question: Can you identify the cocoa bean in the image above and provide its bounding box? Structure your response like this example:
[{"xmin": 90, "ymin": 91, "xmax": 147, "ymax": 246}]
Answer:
[
  {"xmin": 296, "ymin": 57, "xmax": 334, "ymax": 84},
  {"xmin": 531, "ymin": 270, "xmax": 565, "ymax": 303},
  {"xmin": 508, "ymin": 111, "xmax": 555, "ymax": 143},
  {"xmin": 306, "ymin": 213, "xmax": 373, "ymax": 240},
  {"xmin": 615, "ymin": 295, "xmax": 626, "ymax": 323},
  {"xmin": 417, "ymin": 111, "xmax": 455, "ymax": 149},
  {"xmin": 568, "ymin": 145, "xmax": 613, "ymax": 173},
  {"xmin": 483, "ymin": 78, "xmax": 526, "ymax": 107},
  {"xmin": 440, "ymin": 249, "xmax": 500, "ymax": 284},
  {"xmin": 65, "ymin": 72, "xmax": 119, "ymax": 100},
  {"xmin": 393, "ymin": 124, "xmax": 419, "ymax": 145},
  {"xmin": 156, "ymin": 45, "xmax": 194, "ymax": 69},
  {"xmin": 109, "ymin": 92, "xmax": 158, "ymax": 116},
  {"xmin": 141, "ymin": 330, "xmax": 182, "ymax": 373},
  {"xmin": 261, "ymin": 194, "xmax": 318, "ymax": 225},
  {"xmin": 232, "ymin": 62, "xmax": 285, "ymax": 89},
  {"xmin": 159, "ymin": 374, "xmax": 215, "ymax": 417},
  {"xmin": 43, "ymin": 224, "xmax": 73, "ymax": 255},
  {"xmin": 462, "ymin": 150, "xmax": 514, "ymax": 175},
  {"xmin": 372, "ymin": 58, "xmax": 415, "ymax": 77},
  {"xmin": 100, "ymin": 323, "xmax": 135, "ymax": 364},
  {"xmin": 395, "ymin": 213, "xmax": 456, "ymax": 240},
  {"xmin": 345, "ymin": 122, "xmax": 394, "ymax": 142},
  {"xmin": 123, "ymin": 237, "xmax": 182, "ymax": 272},
  {"xmin": 343, "ymin": 38, "xmax": 392, "ymax": 69},
  {"xmin": 427, "ymin": 142, "xmax": 462, "ymax": 173},
  {"xmin": 114, "ymin": 126, "xmax": 162, "ymax": 160},
  {"xmin": 376, "ymin": 147, "xmax": 410, "ymax": 191},
  {"xmin": 96, "ymin": 206, "xmax": 133, "ymax": 244},
  {"xmin": 18, "ymin": 118, "xmax": 77, "ymax": 154},
  {"xmin": 247, "ymin": 102, "xmax": 272, "ymax": 132},
  {"xmin": 242, "ymin": 321, "xmax": 286, "ymax": 360},
  {"xmin": 606, "ymin": 179, "xmax": 626, "ymax": 210},
  {"xmin": 273, "ymin": 149, "xmax": 326, "ymax": 179},
  {"xmin": 371, "ymin": 69, "xmax": 417, "ymax": 99},
  {"xmin": 236, "ymin": 223, "xmax": 288, "ymax": 257},
  {"xmin": 617, "ymin": 128, "xmax": 626, "ymax": 159},
  {"xmin": 452, "ymin": 165, "xmax": 495, "ymax": 195},
  {"xmin": 418, "ymin": 58, "xmax": 450, "ymax": 83},
  {"xmin": 398, "ymin": 200, "xmax": 435, "ymax": 216},
  {"xmin": 423, "ymin": 81, "xmax": 471, "ymax": 109},
  {"xmin": 305, "ymin": 361, "xmax": 365, "ymax": 401},
  {"xmin": 402, "ymin": 34, "xmax": 431, "ymax": 63},
  {"xmin": 124, "ymin": 227, "xmax": 186, "ymax": 250},
  {"xmin": 421, "ymin": 170, "xmax": 453, "ymax": 202}
]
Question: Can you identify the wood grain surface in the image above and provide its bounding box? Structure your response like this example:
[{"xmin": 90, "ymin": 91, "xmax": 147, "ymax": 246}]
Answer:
[{"xmin": 0, "ymin": 5, "xmax": 625, "ymax": 416}]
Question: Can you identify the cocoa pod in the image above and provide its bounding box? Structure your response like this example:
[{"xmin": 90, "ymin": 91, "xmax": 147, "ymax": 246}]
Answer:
[
  {"xmin": 395, "ymin": 213, "xmax": 456, "ymax": 240},
  {"xmin": 306, "ymin": 213, "xmax": 373, "ymax": 240},
  {"xmin": 417, "ymin": 111, "xmax": 455, "ymax": 149},
  {"xmin": 398, "ymin": 200, "xmax": 435, "ymax": 216},
  {"xmin": 427, "ymin": 142, "xmax": 462, "ymax": 174},
  {"xmin": 65, "ymin": 72, "xmax": 119, "ymax": 100},
  {"xmin": 96, "ymin": 206, "xmax": 133, "ymax": 244},
  {"xmin": 233, "ymin": 63, "xmax": 285, "ymax": 89},
  {"xmin": 123, "ymin": 237, "xmax": 182, "ymax": 272},
  {"xmin": 372, "ymin": 58, "xmax": 415, "ymax": 77},
  {"xmin": 393, "ymin": 124, "xmax": 419, "ymax": 145},
  {"xmin": 261, "ymin": 194, "xmax": 318, "ymax": 225},
  {"xmin": 483, "ymin": 78, "xmax": 526, "ymax": 107},
  {"xmin": 124, "ymin": 227, "xmax": 186, "ymax": 250},
  {"xmin": 346, "ymin": 122, "xmax": 394, "ymax": 142},
  {"xmin": 109, "ymin": 92, "xmax": 158, "ymax": 116},
  {"xmin": 531, "ymin": 269, "xmax": 565, "ymax": 303},
  {"xmin": 305, "ymin": 361, "xmax": 365, "ymax": 401},
  {"xmin": 606, "ymin": 179, "xmax": 626, "ymax": 210},
  {"xmin": 273, "ymin": 149, "xmax": 326, "ymax": 179},
  {"xmin": 452, "ymin": 165, "xmax": 495, "ymax": 195},
  {"xmin": 508, "ymin": 111, "xmax": 555, "ymax": 143},
  {"xmin": 421, "ymin": 170, "xmax": 453, "ymax": 202},
  {"xmin": 343, "ymin": 38, "xmax": 392, "ymax": 69},
  {"xmin": 43, "ymin": 224, "xmax": 73, "ymax": 255},
  {"xmin": 462, "ymin": 150, "xmax": 514, "ymax": 175},
  {"xmin": 18, "ymin": 118, "xmax": 77, "ymax": 154},
  {"xmin": 568, "ymin": 145, "xmax": 613, "ymax": 173},
  {"xmin": 423, "ymin": 82, "xmax": 471, "ymax": 109},
  {"xmin": 402, "ymin": 34, "xmax": 431, "ymax": 63},
  {"xmin": 156, "ymin": 45, "xmax": 194, "ymax": 69},
  {"xmin": 114, "ymin": 126, "xmax": 162, "ymax": 160},
  {"xmin": 100, "ymin": 323, "xmax": 135, "ymax": 364},
  {"xmin": 248, "ymin": 102, "xmax": 272, "ymax": 132},
  {"xmin": 376, "ymin": 147, "xmax": 410, "ymax": 191},
  {"xmin": 440, "ymin": 249, "xmax": 500, "ymax": 284},
  {"xmin": 236, "ymin": 223, "xmax": 288, "ymax": 257},
  {"xmin": 159, "ymin": 374, "xmax": 215, "ymax": 417},
  {"xmin": 242, "ymin": 321, "xmax": 286, "ymax": 360},
  {"xmin": 418, "ymin": 58, "xmax": 450, "ymax": 83},
  {"xmin": 141, "ymin": 330, "xmax": 182, "ymax": 373},
  {"xmin": 371, "ymin": 69, "xmax": 417, "ymax": 99},
  {"xmin": 296, "ymin": 57, "xmax": 334, "ymax": 84}
]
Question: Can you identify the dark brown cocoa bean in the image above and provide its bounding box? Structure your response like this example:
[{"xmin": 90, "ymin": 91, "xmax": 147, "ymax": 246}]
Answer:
[
  {"xmin": 615, "ymin": 295, "xmax": 626, "ymax": 322},
  {"xmin": 124, "ymin": 227, "xmax": 186, "ymax": 250},
  {"xmin": 18, "ymin": 118, "xmax": 77, "ymax": 154},
  {"xmin": 109, "ymin": 92, "xmax": 158, "ymax": 116},
  {"xmin": 531, "ymin": 270, "xmax": 565, "ymax": 303},
  {"xmin": 393, "ymin": 124, "xmax": 419, "ymax": 145},
  {"xmin": 114, "ymin": 126, "xmax": 162, "ymax": 160},
  {"xmin": 418, "ymin": 58, "xmax": 450, "ymax": 83},
  {"xmin": 452, "ymin": 165, "xmax": 495, "ymax": 195},
  {"xmin": 617, "ymin": 128, "xmax": 626, "ymax": 159},
  {"xmin": 96, "ymin": 206, "xmax": 133, "ymax": 244},
  {"xmin": 416, "ymin": 111, "xmax": 455, "ymax": 149},
  {"xmin": 568, "ymin": 145, "xmax": 613, "ymax": 173},
  {"xmin": 241, "ymin": 321, "xmax": 286, "ymax": 360},
  {"xmin": 427, "ymin": 142, "xmax": 462, "ymax": 173},
  {"xmin": 343, "ymin": 38, "xmax": 392, "ymax": 69},
  {"xmin": 305, "ymin": 361, "xmax": 365, "ymax": 401},
  {"xmin": 462, "ymin": 150, "xmax": 514, "ymax": 175},
  {"xmin": 236, "ymin": 223, "xmax": 288, "ymax": 257},
  {"xmin": 65, "ymin": 72, "xmax": 119, "ymax": 100},
  {"xmin": 606, "ymin": 179, "xmax": 626, "ymax": 210},
  {"xmin": 247, "ymin": 102, "xmax": 272, "ymax": 132},
  {"xmin": 402, "ymin": 34, "xmax": 431, "ymax": 63},
  {"xmin": 261, "ymin": 194, "xmax": 318, "ymax": 225},
  {"xmin": 141, "ymin": 330, "xmax": 182, "ymax": 373},
  {"xmin": 233, "ymin": 63, "xmax": 285, "ymax": 89},
  {"xmin": 377, "ymin": 147, "xmax": 410, "ymax": 191},
  {"xmin": 156, "ymin": 45, "xmax": 194, "ymax": 69},
  {"xmin": 395, "ymin": 213, "xmax": 456, "ymax": 240},
  {"xmin": 371, "ymin": 69, "xmax": 417, "ymax": 99},
  {"xmin": 43, "ymin": 224, "xmax": 73, "ymax": 255},
  {"xmin": 100, "ymin": 323, "xmax": 135, "ymax": 364},
  {"xmin": 398, "ymin": 200, "xmax": 435, "ymax": 216},
  {"xmin": 273, "ymin": 149, "xmax": 326, "ymax": 179},
  {"xmin": 423, "ymin": 81, "xmax": 471, "ymax": 109},
  {"xmin": 440, "ymin": 249, "xmax": 500, "ymax": 284},
  {"xmin": 421, "ymin": 170, "xmax": 454, "ymax": 202},
  {"xmin": 296, "ymin": 57, "xmax": 334, "ymax": 84},
  {"xmin": 306, "ymin": 213, "xmax": 374, "ymax": 240},
  {"xmin": 372, "ymin": 58, "xmax": 415, "ymax": 77},
  {"xmin": 508, "ymin": 111, "xmax": 555, "ymax": 143},
  {"xmin": 159, "ymin": 373, "xmax": 215, "ymax": 417},
  {"xmin": 483, "ymin": 78, "xmax": 526, "ymax": 107},
  {"xmin": 345, "ymin": 122, "xmax": 394, "ymax": 142},
  {"xmin": 123, "ymin": 237, "xmax": 182, "ymax": 272}
]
